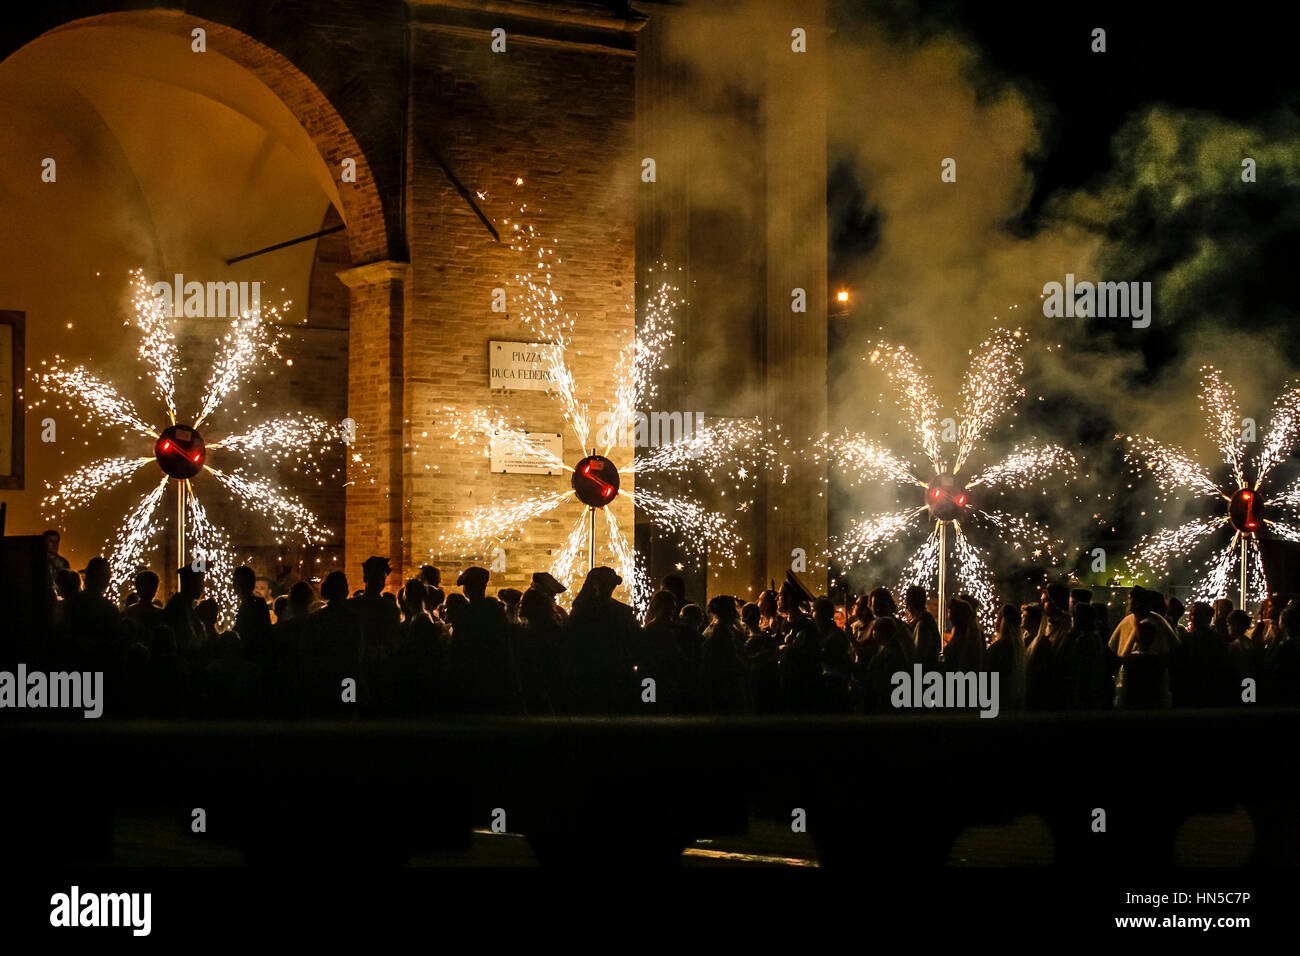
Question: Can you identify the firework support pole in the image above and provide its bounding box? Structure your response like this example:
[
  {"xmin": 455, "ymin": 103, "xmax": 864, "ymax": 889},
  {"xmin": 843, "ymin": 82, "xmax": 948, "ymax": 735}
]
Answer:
[
  {"xmin": 588, "ymin": 506, "xmax": 596, "ymax": 572},
  {"xmin": 937, "ymin": 520, "xmax": 947, "ymax": 662},
  {"xmin": 176, "ymin": 480, "xmax": 186, "ymax": 587},
  {"xmin": 1240, "ymin": 534, "xmax": 1248, "ymax": 612}
]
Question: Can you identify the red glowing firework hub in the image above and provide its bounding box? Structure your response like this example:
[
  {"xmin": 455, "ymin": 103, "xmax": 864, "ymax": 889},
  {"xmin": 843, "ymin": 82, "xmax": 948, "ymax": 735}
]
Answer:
[
  {"xmin": 926, "ymin": 474, "xmax": 969, "ymax": 523},
  {"xmin": 155, "ymin": 424, "xmax": 206, "ymax": 480},
  {"xmin": 1228, "ymin": 487, "xmax": 1264, "ymax": 535},
  {"xmin": 572, "ymin": 454, "xmax": 620, "ymax": 508}
]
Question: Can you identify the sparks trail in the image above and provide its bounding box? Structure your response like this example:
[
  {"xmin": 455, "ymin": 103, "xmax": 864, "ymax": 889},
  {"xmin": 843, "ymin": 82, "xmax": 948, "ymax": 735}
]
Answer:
[
  {"xmin": 1122, "ymin": 366, "xmax": 1300, "ymax": 605},
  {"xmin": 438, "ymin": 200, "xmax": 783, "ymax": 614},
  {"xmin": 34, "ymin": 269, "xmax": 340, "ymax": 617},
  {"xmin": 818, "ymin": 328, "xmax": 1077, "ymax": 628}
]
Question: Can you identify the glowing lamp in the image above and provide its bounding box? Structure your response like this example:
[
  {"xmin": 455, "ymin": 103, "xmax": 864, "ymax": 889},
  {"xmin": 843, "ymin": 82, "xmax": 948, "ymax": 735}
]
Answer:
[
  {"xmin": 1228, "ymin": 487, "xmax": 1263, "ymax": 534},
  {"xmin": 836, "ymin": 290, "xmax": 850, "ymax": 303},
  {"xmin": 925, "ymin": 474, "xmax": 969, "ymax": 523},
  {"xmin": 571, "ymin": 454, "xmax": 620, "ymax": 508},
  {"xmin": 155, "ymin": 424, "xmax": 206, "ymax": 480}
]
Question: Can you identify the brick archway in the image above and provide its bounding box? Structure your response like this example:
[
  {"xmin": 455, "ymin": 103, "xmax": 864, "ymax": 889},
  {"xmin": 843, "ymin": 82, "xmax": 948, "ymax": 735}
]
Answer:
[{"xmin": 10, "ymin": 7, "xmax": 394, "ymax": 266}]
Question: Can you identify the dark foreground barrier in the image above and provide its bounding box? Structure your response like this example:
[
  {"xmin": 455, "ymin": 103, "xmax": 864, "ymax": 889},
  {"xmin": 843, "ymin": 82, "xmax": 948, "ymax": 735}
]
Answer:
[{"xmin": 2, "ymin": 710, "xmax": 1297, "ymax": 866}]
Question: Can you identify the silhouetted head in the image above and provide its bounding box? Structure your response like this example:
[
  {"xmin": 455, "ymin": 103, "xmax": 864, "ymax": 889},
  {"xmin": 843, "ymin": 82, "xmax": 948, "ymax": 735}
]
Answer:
[
  {"xmin": 444, "ymin": 592, "xmax": 469, "ymax": 627},
  {"xmin": 134, "ymin": 570, "xmax": 159, "ymax": 603},
  {"xmin": 233, "ymin": 565, "xmax": 257, "ymax": 599},
  {"xmin": 1166, "ymin": 596, "xmax": 1185, "ymax": 625},
  {"xmin": 420, "ymin": 565, "xmax": 441, "ymax": 588},
  {"xmin": 519, "ymin": 587, "xmax": 554, "ymax": 626},
  {"xmin": 1189, "ymin": 602, "xmax": 1213, "ymax": 629},
  {"xmin": 868, "ymin": 586, "xmax": 896, "ymax": 619},
  {"xmin": 44, "ymin": 529, "xmax": 61, "ymax": 557},
  {"xmin": 1020, "ymin": 603, "xmax": 1042, "ymax": 634},
  {"xmin": 362, "ymin": 556, "xmax": 390, "ymax": 592},
  {"xmin": 321, "ymin": 570, "xmax": 349, "ymax": 604},
  {"xmin": 497, "ymin": 588, "xmax": 523, "ymax": 615},
  {"xmin": 740, "ymin": 602, "xmax": 761, "ymax": 631},
  {"xmin": 948, "ymin": 597, "xmax": 974, "ymax": 634},
  {"xmin": 403, "ymin": 578, "xmax": 428, "ymax": 612},
  {"xmin": 757, "ymin": 589, "xmax": 777, "ymax": 619},
  {"xmin": 1227, "ymin": 609, "xmax": 1251, "ymax": 639},
  {"xmin": 82, "ymin": 556, "xmax": 110, "ymax": 597},
  {"xmin": 177, "ymin": 565, "xmax": 204, "ymax": 601},
  {"xmin": 647, "ymin": 589, "xmax": 677, "ymax": 625},
  {"xmin": 708, "ymin": 595, "xmax": 740, "ymax": 623},
  {"xmin": 1071, "ymin": 601, "xmax": 1095, "ymax": 633},
  {"xmin": 679, "ymin": 603, "xmax": 705, "ymax": 633},
  {"xmin": 1127, "ymin": 585, "xmax": 1147, "ymax": 617},
  {"xmin": 812, "ymin": 597, "xmax": 836, "ymax": 629},
  {"xmin": 580, "ymin": 566, "xmax": 622, "ymax": 602},
  {"xmin": 289, "ymin": 580, "xmax": 315, "ymax": 614},
  {"xmin": 1043, "ymin": 582, "xmax": 1069, "ymax": 613},
  {"xmin": 274, "ymin": 595, "xmax": 289, "ymax": 621},
  {"xmin": 196, "ymin": 598, "xmax": 220, "ymax": 629},
  {"xmin": 1279, "ymin": 602, "xmax": 1299, "ymax": 640},
  {"xmin": 904, "ymin": 584, "xmax": 927, "ymax": 614},
  {"xmin": 426, "ymin": 586, "xmax": 446, "ymax": 611},
  {"xmin": 56, "ymin": 568, "xmax": 81, "ymax": 599},
  {"xmin": 1069, "ymin": 588, "xmax": 1092, "ymax": 610},
  {"xmin": 458, "ymin": 566, "xmax": 490, "ymax": 600},
  {"xmin": 662, "ymin": 574, "xmax": 686, "ymax": 606}
]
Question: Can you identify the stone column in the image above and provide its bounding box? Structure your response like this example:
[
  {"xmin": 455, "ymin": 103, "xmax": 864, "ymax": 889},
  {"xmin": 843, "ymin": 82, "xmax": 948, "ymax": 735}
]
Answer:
[{"xmin": 337, "ymin": 259, "xmax": 409, "ymax": 589}]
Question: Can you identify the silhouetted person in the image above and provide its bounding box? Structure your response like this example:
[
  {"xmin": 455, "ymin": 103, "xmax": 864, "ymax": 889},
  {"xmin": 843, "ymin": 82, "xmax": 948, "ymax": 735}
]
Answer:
[
  {"xmin": 986, "ymin": 604, "xmax": 1026, "ymax": 711},
  {"xmin": 777, "ymin": 579, "xmax": 821, "ymax": 712},
  {"xmin": 1110, "ymin": 586, "xmax": 1179, "ymax": 709},
  {"xmin": 661, "ymin": 573, "xmax": 687, "ymax": 610},
  {"xmin": 944, "ymin": 597, "xmax": 984, "ymax": 672},
  {"xmin": 147, "ymin": 625, "xmax": 191, "ymax": 717},
  {"xmin": 1172, "ymin": 601, "xmax": 1234, "ymax": 707},
  {"xmin": 812, "ymin": 597, "xmax": 854, "ymax": 713},
  {"xmin": 494, "ymin": 588, "xmax": 521, "ymax": 625},
  {"xmin": 638, "ymin": 590, "xmax": 690, "ymax": 712},
  {"xmin": 65, "ymin": 556, "xmax": 121, "ymax": 674},
  {"xmin": 863, "ymin": 616, "xmax": 913, "ymax": 713},
  {"xmin": 44, "ymin": 529, "xmax": 71, "ymax": 601},
  {"xmin": 121, "ymin": 570, "xmax": 164, "ymax": 640},
  {"xmin": 390, "ymin": 578, "xmax": 447, "ymax": 716},
  {"xmin": 1211, "ymin": 598, "xmax": 1234, "ymax": 639},
  {"xmin": 165, "ymin": 565, "xmax": 207, "ymax": 654},
  {"xmin": 567, "ymin": 567, "xmax": 639, "ymax": 713},
  {"xmin": 448, "ymin": 566, "xmax": 521, "ymax": 713},
  {"xmin": 351, "ymin": 556, "xmax": 401, "ymax": 692},
  {"xmin": 513, "ymin": 586, "xmax": 568, "ymax": 714},
  {"xmin": 527, "ymin": 572, "xmax": 568, "ymax": 625},
  {"xmin": 304, "ymin": 571, "xmax": 363, "ymax": 716},
  {"xmin": 1020, "ymin": 604, "xmax": 1042, "ymax": 648},
  {"xmin": 904, "ymin": 585, "xmax": 940, "ymax": 667},
  {"xmin": 1264, "ymin": 603, "xmax": 1300, "ymax": 705},
  {"xmin": 1226, "ymin": 608, "xmax": 1259, "ymax": 702},
  {"xmin": 233, "ymin": 565, "xmax": 272, "ymax": 667},
  {"xmin": 700, "ymin": 595, "xmax": 751, "ymax": 713}
]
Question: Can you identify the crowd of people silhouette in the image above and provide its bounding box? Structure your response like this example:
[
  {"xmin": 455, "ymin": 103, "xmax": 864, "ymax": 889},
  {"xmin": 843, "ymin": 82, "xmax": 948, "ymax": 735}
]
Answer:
[{"xmin": 11, "ymin": 527, "xmax": 1300, "ymax": 719}]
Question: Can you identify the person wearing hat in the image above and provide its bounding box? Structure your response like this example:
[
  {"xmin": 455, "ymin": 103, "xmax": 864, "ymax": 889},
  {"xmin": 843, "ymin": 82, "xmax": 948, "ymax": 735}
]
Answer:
[
  {"xmin": 447, "ymin": 567, "xmax": 521, "ymax": 713},
  {"xmin": 497, "ymin": 588, "xmax": 523, "ymax": 623},
  {"xmin": 527, "ymin": 571, "xmax": 569, "ymax": 625},
  {"xmin": 351, "ymin": 556, "xmax": 401, "ymax": 693},
  {"xmin": 567, "ymin": 567, "xmax": 640, "ymax": 714}
]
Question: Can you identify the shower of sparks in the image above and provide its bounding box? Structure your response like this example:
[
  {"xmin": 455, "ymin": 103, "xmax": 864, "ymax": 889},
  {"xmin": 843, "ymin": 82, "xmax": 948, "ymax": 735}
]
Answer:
[
  {"xmin": 439, "ymin": 205, "xmax": 777, "ymax": 614},
  {"xmin": 1121, "ymin": 366, "xmax": 1300, "ymax": 604},
  {"xmin": 829, "ymin": 329, "xmax": 1075, "ymax": 627},
  {"xmin": 37, "ymin": 271, "xmax": 338, "ymax": 615}
]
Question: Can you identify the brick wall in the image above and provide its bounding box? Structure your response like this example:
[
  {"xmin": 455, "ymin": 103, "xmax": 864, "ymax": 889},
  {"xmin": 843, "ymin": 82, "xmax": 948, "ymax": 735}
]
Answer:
[{"xmin": 402, "ymin": 19, "xmax": 637, "ymax": 594}]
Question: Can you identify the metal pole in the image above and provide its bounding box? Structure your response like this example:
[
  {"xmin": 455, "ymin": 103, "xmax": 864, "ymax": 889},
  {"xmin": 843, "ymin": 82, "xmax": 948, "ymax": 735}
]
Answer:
[
  {"xmin": 177, "ymin": 480, "xmax": 186, "ymax": 589},
  {"xmin": 937, "ymin": 520, "xmax": 947, "ymax": 662},
  {"xmin": 1240, "ymin": 534, "xmax": 1248, "ymax": 611},
  {"xmin": 588, "ymin": 506, "xmax": 596, "ymax": 571}
]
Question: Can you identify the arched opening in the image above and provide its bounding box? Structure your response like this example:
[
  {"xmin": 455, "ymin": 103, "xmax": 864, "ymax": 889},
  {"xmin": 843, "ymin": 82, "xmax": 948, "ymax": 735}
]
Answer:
[{"xmin": 0, "ymin": 12, "xmax": 385, "ymax": 597}]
